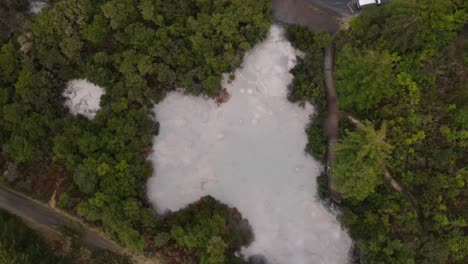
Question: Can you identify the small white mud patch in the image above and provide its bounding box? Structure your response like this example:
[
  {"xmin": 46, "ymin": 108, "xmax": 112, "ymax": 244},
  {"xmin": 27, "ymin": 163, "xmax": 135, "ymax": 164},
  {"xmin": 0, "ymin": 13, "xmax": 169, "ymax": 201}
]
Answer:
[
  {"xmin": 30, "ymin": 1, "xmax": 48, "ymax": 14},
  {"xmin": 147, "ymin": 25, "xmax": 351, "ymax": 263},
  {"xmin": 63, "ymin": 79, "xmax": 105, "ymax": 120}
]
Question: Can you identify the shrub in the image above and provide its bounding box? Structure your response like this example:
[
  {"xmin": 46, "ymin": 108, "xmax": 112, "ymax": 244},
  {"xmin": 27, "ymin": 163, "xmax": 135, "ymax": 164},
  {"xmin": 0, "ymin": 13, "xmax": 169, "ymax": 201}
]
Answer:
[
  {"xmin": 58, "ymin": 193, "xmax": 71, "ymax": 209},
  {"xmin": 164, "ymin": 196, "xmax": 254, "ymax": 264}
]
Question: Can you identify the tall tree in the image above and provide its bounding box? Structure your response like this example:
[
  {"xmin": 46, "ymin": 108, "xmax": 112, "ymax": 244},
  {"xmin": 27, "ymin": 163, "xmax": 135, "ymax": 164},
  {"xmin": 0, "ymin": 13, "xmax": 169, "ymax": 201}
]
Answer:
[{"xmin": 332, "ymin": 121, "xmax": 393, "ymax": 201}]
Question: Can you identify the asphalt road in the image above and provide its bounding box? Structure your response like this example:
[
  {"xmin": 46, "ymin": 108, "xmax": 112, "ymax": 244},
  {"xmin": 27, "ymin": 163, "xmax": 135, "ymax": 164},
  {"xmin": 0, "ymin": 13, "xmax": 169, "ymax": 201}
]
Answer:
[
  {"xmin": 271, "ymin": 0, "xmax": 390, "ymax": 33},
  {"xmin": 0, "ymin": 186, "xmax": 123, "ymax": 254},
  {"xmin": 272, "ymin": 0, "xmax": 344, "ymax": 33},
  {"xmin": 311, "ymin": 0, "xmax": 355, "ymax": 16}
]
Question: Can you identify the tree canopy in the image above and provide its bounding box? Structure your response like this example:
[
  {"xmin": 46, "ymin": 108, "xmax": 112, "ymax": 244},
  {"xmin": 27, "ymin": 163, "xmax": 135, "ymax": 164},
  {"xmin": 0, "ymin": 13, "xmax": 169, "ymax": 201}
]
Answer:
[
  {"xmin": 0, "ymin": 0, "xmax": 272, "ymax": 259},
  {"xmin": 336, "ymin": 44, "xmax": 401, "ymax": 113},
  {"xmin": 327, "ymin": 0, "xmax": 468, "ymax": 262},
  {"xmin": 332, "ymin": 121, "xmax": 393, "ymax": 200},
  {"xmin": 162, "ymin": 196, "xmax": 254, "ymax": 264},
  {"xmin": 287, "ymin": 1, "xmax": 468, "ymax": 262}
]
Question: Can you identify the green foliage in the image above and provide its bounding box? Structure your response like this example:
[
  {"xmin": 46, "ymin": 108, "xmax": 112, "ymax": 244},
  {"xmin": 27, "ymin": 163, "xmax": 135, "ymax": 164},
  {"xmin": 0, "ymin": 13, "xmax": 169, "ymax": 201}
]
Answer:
[
  {"xmin": 81, "ymin": 15, "xmax": 108, "ymax": 46},
  {"xmin": 0, "ymin": 43, "xmax": 19, "ymax": 83},
  {"xmin": 0, "ymin": 0, "xmax": 272, "ymax": 256},
  {"xmin": 164, "ymin": 196, "xmax": 253, "ymax": 264},
  {"xmin": 336, "ymin": 44, "xmax": 401, "ymax": 113},
  {"xmin": 0, "ymin": 209, "xmax": 67, "ymax": 264},
  {"xmin": 286, "ymin": 25, "xmax": 315, "ymax": 51},
  {"xmin": 154, "ymin": 232, "xmax": 171, "ymax": 248},
  {"xmin": 285, "ymin": 25, "xmax": 328, "ymax": 162},
  {"xmin": 305, "ymin": 121, "xmax": 327, "ymax": 161},
  {"xmin": 331, "ymin": 0, "xmax": 468, "ymax": 262},
  {"xmin": 73, "ymin": 164, "xmax": 98, "ymax": 195},
  {"xmin": 287, "ymin": 44, "xmax": 324, "ymax": 105},
  {"xmin": 313, "ymin": 31, "xmax": 331, "ymax": 49},
  {"xmin": 58, "ymin": 192, "xmax": 72, "ymax": 208},
  {"xmin": 316, "ymin": 173, "xmax": 329, "ymax": 200},
  {"xmin": 349, "ymin": 0, "xmax": 467, "ymax": 55},
  {"xmin": 101, "ymin": 0, "xmax": 138, "ymax": 30},
  {"xmin": 333, "ymin": 121, "xmax": 393, "ymax": 200}
]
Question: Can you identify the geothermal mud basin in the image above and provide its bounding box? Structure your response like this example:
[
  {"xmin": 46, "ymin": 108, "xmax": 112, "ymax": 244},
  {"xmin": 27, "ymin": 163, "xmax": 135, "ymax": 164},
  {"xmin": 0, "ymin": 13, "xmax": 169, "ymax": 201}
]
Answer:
[
  {"xmin": 63, "ymin": 79, "xmax": 105, "ymax": 119},
  {"xmin": 147, "ymin": 25, "xmax": 351, "ymax": 263}
]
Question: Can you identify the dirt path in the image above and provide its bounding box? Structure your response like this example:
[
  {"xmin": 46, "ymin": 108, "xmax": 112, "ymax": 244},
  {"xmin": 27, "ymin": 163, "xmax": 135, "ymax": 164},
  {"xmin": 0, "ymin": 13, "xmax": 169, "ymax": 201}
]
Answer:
[
  {"xmin": 323, "ymin": 45, "xmax": 343, "ymax": 203},
  {"xmin": 455, "ymin": 29, "xmax": 466, "ymax": 83},
  {"xmin": 270, "ymin": 0, "xmax": 346, "ymax": 201}
]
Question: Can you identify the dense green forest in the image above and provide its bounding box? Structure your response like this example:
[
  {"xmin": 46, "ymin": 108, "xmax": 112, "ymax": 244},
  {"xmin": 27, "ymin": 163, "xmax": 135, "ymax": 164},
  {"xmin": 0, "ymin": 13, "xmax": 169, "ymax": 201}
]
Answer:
[
  {"xmin": 156, "ymin": 196, "xmax": 254, "ymax": 264},
  {"xmin": 288, "ymin": 0, "xmax": 467, "ymax": 263},
  {"xmin": 0, "ymin": 0, "xmax": 271, "ymax": 262}
]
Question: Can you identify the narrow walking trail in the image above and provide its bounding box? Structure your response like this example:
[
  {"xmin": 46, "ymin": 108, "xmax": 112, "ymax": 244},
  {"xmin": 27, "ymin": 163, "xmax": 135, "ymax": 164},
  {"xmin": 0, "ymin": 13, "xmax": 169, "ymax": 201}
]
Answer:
[
  {"xmin": 323, "ymin": 47, "xmax": 418, "ymax": 209},
  {"xmin": 271, "ymin": 0, "xmax": 351, "ymax": 203},
  {"xmin": 323, "ymin": 45, "xmax": 343, "ymax": 203}
]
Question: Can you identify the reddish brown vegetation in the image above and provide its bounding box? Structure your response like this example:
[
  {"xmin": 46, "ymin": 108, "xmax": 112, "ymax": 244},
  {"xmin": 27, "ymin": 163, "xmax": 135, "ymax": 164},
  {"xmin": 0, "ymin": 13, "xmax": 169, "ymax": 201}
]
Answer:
[{"xmin": 215, "ymin": 88, "xmax": 231, "ymax": 105}]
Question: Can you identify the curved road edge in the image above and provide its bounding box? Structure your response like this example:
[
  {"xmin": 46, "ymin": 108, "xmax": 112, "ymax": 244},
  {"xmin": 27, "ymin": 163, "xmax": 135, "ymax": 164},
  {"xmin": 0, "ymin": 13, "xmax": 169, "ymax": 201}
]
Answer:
[
  {"xmin": 0, "ymin": 186, "xmax": 122, "ymax": 252},
  {"xmin": 0, "ymin": 186, "xmax": 164, "ymax": 264}
]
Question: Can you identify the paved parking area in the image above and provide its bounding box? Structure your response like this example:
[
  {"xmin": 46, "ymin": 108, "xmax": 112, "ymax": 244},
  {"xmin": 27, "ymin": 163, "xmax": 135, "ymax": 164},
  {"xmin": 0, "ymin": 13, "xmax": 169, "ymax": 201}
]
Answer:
[
  {"xmin": 272, "ymin": 0, "xmax": 344, "ymax": 33},
  {"xmin": 271, "ymin": 0, "xmax": 391, "ymax": 34},
  {"xmin": 311, "ymin": 0, "xmax": 354, "ymax": 16},
  {"xmin": 309, "ymin": 0, "xmax": 391, "ymax": 16}
]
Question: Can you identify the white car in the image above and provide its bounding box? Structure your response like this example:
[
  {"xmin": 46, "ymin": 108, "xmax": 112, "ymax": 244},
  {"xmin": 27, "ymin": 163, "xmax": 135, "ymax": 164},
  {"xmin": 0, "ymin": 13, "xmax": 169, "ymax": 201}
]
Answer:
[{"xmin": 356, "ymin": 0, "xmax": 381, "ymax": 9}]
